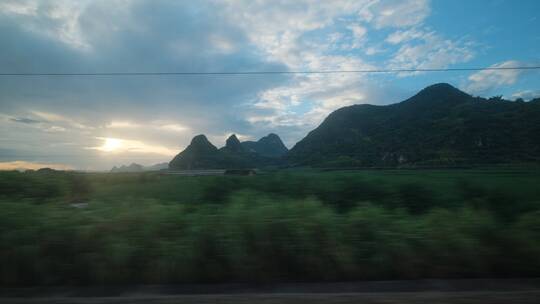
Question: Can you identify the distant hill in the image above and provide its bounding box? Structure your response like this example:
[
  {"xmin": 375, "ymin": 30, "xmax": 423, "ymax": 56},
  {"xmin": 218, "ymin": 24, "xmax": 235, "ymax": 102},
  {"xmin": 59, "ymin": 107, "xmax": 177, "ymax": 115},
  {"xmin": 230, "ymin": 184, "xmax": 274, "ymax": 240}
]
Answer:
[
  {"xmin": 287, "ymin": 83, "xmax": 540, "ymax": 167},
  {"xmin": 242, "ymin": 133, "xmax": 288, "ymax": 157},
  {"xmin": 111, "ymin": 162, "xmax": 168, "ymax": 172},
  {"xmin": 169, "ymin": 133, "xmax": 287, "ymax": 170},
  {"xmin": 145, "ymin": 162, "xmax": 169, "ymax": 171}
]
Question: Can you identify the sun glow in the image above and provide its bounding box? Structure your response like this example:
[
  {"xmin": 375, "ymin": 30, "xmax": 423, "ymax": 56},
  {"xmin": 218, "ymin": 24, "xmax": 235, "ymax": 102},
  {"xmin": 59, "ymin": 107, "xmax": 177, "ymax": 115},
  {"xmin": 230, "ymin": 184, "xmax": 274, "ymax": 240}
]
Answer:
[
  {"xmin": 100, "ymin": 138, "xmax": 122, "ymax": 152},
  {"xmin": 88, "ymin": 137, "xmax": 177, "ymax": 156}
]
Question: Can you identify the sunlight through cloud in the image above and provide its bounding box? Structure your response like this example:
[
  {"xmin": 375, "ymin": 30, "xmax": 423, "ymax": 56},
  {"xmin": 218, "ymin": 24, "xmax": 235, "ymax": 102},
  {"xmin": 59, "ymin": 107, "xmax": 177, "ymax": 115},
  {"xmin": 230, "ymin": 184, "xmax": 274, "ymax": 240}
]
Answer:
[{"xmin": 89, "ymin": 137, "xmax": 177, "ymax": 156}]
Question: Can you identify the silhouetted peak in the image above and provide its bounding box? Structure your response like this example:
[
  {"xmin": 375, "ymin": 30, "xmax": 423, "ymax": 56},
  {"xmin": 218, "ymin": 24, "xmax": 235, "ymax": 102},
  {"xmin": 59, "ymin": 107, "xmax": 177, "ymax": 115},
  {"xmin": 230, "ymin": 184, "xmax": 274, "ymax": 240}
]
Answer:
[
  {"xmin": 186, "ymin": 134, "xmax": 218, "ymax": 153},
  {"xmin": 258, "ymin": 133, "xmax": 285, "ymax": 146},
  {"xmin": 261, "ymin": 133, "xmax": 281, "ymax": 142},
  {"xmin": 224, "ymin": 134, "xmax": 245, "ymax": 152},
  {"xmin": 226, "ymin": 134, "xmax": 241, "ymax": 146},
  {"xmin": 417, "ymin": 83, "xmax": 468, "ymax": 97},
  {"xmin": 191, "ymin": 134, "xmax": 211, "ymax": 145},
  {"xmin": 401, "ymin": 83, "xmax": 471, "ymax": 107},
  {"xmin": 424, "ymin": 82, "xmax": 457, "ymax": 91}
]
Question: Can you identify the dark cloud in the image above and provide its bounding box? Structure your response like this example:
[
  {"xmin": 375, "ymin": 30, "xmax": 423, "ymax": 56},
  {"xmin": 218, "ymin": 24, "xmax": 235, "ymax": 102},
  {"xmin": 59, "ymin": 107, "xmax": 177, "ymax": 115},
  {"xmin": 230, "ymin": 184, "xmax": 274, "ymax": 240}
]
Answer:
[
  {"xmin": 9, "ymin": 117, "xmax": 41, "ymax": 124},
  {"xmin": 0, "ymin": 1, "xmax": 289, "ymax": 117}
]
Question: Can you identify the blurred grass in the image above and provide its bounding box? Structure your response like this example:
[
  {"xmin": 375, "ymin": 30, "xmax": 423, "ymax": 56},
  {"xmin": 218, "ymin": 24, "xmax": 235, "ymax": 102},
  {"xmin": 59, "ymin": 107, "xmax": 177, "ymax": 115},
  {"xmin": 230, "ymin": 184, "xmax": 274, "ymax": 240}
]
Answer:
[{"xmin": 1, "ymin": 168, "xmax": 540, "ymax": 285}]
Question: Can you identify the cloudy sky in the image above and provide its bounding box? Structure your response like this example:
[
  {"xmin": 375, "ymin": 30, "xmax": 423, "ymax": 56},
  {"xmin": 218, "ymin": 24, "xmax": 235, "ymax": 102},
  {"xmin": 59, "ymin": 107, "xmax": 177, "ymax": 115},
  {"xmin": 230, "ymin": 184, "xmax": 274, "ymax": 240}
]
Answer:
[{"xmin": 1, "ymin": 0, "xmax": 539, "ymax": 170}]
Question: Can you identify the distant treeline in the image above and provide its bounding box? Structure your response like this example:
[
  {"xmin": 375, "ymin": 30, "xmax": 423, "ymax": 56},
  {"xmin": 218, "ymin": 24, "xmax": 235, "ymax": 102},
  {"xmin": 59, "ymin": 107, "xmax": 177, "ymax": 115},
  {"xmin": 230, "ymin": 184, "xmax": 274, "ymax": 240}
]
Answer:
[{"xmin": 1, "ymin": 169, "xmax": 540, "ymax": 285}]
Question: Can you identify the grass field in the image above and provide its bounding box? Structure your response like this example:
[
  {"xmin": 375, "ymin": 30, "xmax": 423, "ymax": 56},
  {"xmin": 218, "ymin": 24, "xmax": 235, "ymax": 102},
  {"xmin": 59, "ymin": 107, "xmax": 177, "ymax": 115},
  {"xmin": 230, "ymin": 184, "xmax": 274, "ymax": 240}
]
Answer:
[{"xmin": 1, "ymin": 168, "xmax": 540, "ymax": 285}]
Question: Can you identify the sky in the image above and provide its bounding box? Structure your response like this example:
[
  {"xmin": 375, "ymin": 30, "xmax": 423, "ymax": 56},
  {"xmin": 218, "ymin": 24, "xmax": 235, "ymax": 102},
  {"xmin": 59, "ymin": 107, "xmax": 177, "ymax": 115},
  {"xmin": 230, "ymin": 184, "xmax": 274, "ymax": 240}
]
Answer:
[{"xmin": 0, "ymin": 0, "xmax": 539, "ymax": 171}]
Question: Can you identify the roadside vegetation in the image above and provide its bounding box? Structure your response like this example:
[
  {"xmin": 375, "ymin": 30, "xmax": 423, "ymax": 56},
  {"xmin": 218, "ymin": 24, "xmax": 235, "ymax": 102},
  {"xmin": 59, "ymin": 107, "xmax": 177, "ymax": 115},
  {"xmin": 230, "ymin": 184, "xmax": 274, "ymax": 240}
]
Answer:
[{"xmin": 1, "ymin": 168, "xmax": 540, "ymax": 285}]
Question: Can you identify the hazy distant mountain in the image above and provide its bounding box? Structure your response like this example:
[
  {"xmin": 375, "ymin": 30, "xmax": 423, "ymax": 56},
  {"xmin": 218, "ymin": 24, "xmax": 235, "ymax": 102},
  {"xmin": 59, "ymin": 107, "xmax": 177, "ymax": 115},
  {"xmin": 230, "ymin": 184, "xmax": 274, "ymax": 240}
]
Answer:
[
  {"xmin": 144, "ymin": 162, "xmax": 169, "ymax": 171},
  {"xmin": 111, "ymin": 162, "xmax": 168, "ymax": 172},
  {"xmin": 288, "ymin": 83, "xmax": 540, "ymax": 167},
  {"xmin": 111, "ymin": 163, "xmax": 144, "ymax": 173},
  {"xmin": 242, "ymin": 133, "xmax": 288, "ymax": 157},
  {"xmin": 169, "ymin": 133, "xmax": 286, "ymax": 170}
]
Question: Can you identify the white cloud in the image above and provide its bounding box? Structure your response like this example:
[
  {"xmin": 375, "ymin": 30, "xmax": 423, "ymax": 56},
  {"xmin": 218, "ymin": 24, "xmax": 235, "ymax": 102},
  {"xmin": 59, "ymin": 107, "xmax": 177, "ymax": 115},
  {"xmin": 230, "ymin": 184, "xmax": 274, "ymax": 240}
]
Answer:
[
  {"xmin": 349, "ymin": 24, "xmax": 367, "ymax": 39},
  {"xmin": 388, "ymin": 31, "xmax": 474, "ymax": 75},
  {"xmin": 226, "ymin": 0, "xmax": 435, "ymax": 134},
  {"xmin": 45, "ymin": 125, "xmax": 67, "ymax": 132},
  {"xmin": 466, "ymin": 60, "xmax": 527, "ymax": 94},
  {"xmin": 107, "ymin": 120, "xmax": 189, "ymax": 133},
  {"xmin": 511, "ymin": 90, "xmax": 540, "ymax": 100},
  {"xmin": 0, "ymin": 0, "xmax": 38, "ymax": 16},
  {"xmin": 1, "ymin": 0, "xmax": 92, "ymax": 50},
  {"xmin": 107, "ymin": 121, "xmax": 139, "ymax": 128},
  {"xmin": 386, "ymin": 28, "xmax": 430, "ymax": 44},
  {"xmin": 44, "ymin": 1, "xmax": 90, "ymax": 50},
  {"xmin": 222, "ymin": 0, "xmax": 430, "ymax": 68},
  {"xmin": 222, "ymin": 1, "xmax": 369, "ymax": 68},
  {"xmin": 365, "ymin": 45, "xmax": 384, "ymax": 55},
  {"xmin": 209, "ymin": 34, "xmax": 237, "ymax": 54},
  {"xmin": 251, "ymin": 56, "xmax": 376, "ymax": 129},
  {"xmin": 157, "ymin": 123, "xmax": 189, "ymax": 133},
  {"xmin": 348, "ymin": 24, "xmax": 367, "ymax": 46},
  {"xmin": 359, "ymin": 0, "xmax": 430, "ymax": 29},
  {"xmin": 32, "ymin": 110, "xmax": 90, "ymax": 129},
  {"xmin": 238, "ymin": 0, "xmax": 469, "ymax": 134}
]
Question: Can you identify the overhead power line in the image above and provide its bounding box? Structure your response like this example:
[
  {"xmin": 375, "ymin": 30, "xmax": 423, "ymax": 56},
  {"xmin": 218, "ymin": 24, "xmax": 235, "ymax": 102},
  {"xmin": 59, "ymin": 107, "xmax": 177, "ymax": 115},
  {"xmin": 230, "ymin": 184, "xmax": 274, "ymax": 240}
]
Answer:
[{"xmin": 0, "ymin": 66, "xmax": 539, "ymax": 76}]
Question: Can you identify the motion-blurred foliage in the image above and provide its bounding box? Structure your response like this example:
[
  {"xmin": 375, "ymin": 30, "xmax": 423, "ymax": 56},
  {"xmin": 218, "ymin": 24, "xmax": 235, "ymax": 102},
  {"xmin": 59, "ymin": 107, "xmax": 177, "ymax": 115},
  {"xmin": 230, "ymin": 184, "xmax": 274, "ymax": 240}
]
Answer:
[{"xmin": 1, "ymin": 168, "xmax": 540, "ymax": 285}]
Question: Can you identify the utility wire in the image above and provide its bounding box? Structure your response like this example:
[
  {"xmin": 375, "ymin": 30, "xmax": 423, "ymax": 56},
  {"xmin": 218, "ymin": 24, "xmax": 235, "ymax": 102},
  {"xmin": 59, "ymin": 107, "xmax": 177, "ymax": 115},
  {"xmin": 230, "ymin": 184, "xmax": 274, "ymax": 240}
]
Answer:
[{"xmin": 0, "ymin": 66, "xmax": 539, "ymax": 76}]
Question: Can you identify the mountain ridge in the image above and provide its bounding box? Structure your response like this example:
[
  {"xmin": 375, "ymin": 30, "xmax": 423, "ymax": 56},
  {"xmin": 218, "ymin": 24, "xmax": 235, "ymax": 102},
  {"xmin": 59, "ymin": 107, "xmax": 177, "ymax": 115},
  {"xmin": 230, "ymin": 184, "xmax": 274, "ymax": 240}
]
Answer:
[
  {"xmin": 241, "ymin": 133, "xmax": 288, "ymax": 157},
  {"xmin": 167, "ymin": 83, "xmax": 540, "ymax": 170},
  {"xmin": 287, "ymin": 83, "xmax": 540, "ymax": 167},
  {"xmin": 169, "ymin": 133, "xmax": 288, "ymax": 170}
]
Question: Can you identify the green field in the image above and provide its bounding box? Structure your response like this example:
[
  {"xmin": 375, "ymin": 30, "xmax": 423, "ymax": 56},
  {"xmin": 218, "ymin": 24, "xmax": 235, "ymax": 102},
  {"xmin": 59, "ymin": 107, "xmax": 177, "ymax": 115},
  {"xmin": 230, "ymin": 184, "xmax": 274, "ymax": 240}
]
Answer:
[{"xmin": 1, "ymin": 168, "xmax": 540, "ymax": 285}]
